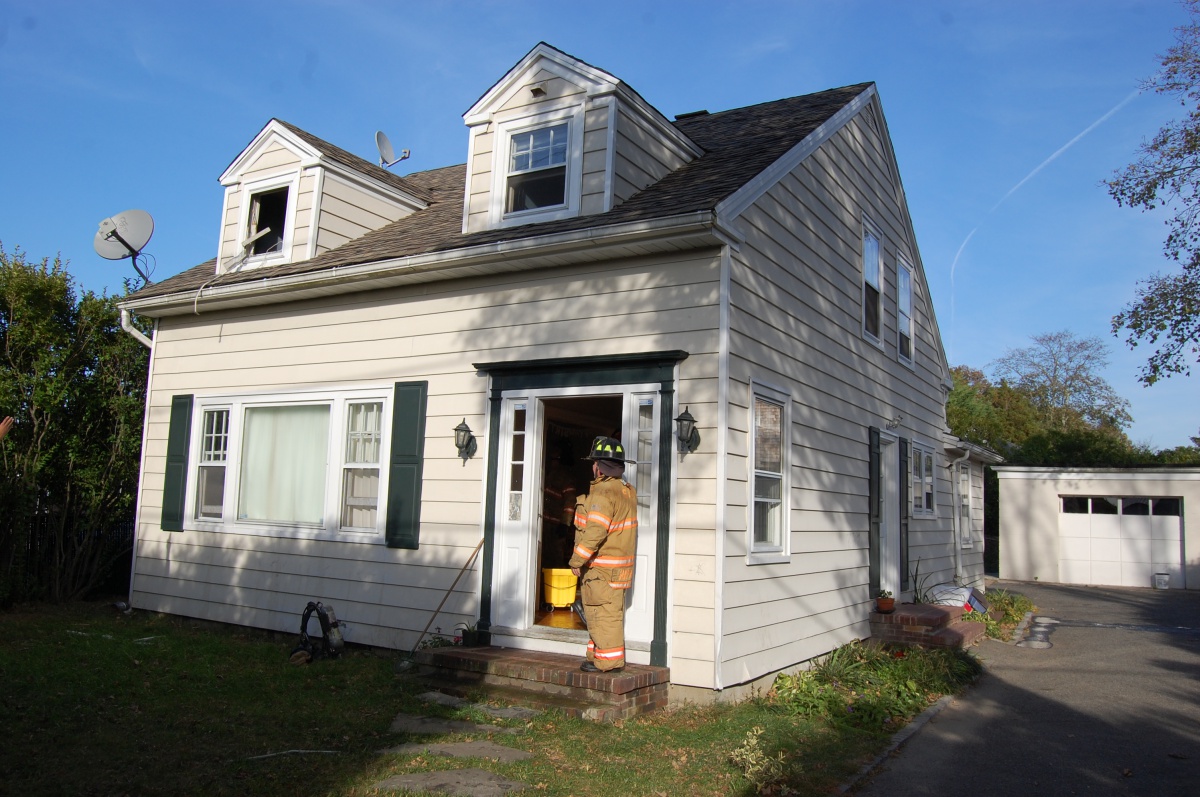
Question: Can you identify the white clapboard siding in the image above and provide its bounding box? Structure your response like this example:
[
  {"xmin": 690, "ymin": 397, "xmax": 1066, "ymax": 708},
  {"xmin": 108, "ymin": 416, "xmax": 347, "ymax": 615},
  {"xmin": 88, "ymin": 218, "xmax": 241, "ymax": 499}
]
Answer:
[
  {"xmin": 611, "ymin": 107, "xmax": 690, "ymax": 206},
  {"xmin": 718, "ymin": 108, "xmax": 954, "ymax": 685},
  {"xmin": 134, "ymin": 249, "xmax": 723, "ymax": 654}
]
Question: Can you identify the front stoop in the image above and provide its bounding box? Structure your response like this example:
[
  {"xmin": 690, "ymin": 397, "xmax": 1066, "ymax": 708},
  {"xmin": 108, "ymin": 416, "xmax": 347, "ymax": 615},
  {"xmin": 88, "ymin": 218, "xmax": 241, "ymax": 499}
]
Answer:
[
  {"xmin": 869, "ymin": 603, "xmax": 986, "ymax": 650},
  {"xmin": 405, "ymin": 647, "xmax": 670, "ymax": 723}
]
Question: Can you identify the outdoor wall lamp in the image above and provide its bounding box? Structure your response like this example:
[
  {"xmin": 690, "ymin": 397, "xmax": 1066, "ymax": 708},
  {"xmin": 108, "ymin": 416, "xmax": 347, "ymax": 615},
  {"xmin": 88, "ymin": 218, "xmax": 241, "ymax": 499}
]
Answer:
[
  {"xmin": 453, "ymin": 419, "xmax": 477, "ymax": 461},
  {"xmin": 675, "ymin": 407, "xmax": 700, "ymax": 453}
]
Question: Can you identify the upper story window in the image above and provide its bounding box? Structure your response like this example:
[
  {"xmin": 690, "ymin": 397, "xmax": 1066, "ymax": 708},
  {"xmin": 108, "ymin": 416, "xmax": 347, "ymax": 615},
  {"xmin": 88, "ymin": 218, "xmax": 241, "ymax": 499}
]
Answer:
[
  {"xmin": 862, "ymin": 220, "xmax": 883, "ymax": 345},
  {"xmin": 897, "ymin": 256, "xmax": 914, "ymax": 365},
  {"xmin": 507, "ymin": 123, "xmax": 568, "ymax": 213},
  {"xmin": 248, "ymin": 187, "xmax": 289, "ymax": 255}
]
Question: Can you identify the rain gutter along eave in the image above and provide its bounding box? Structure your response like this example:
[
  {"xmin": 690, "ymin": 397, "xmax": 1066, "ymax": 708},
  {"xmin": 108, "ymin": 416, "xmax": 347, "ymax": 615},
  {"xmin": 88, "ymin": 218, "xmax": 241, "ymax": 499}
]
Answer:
[{"xmin": 121, "ymin": 210, "xmax": 730, "ymax": 318}]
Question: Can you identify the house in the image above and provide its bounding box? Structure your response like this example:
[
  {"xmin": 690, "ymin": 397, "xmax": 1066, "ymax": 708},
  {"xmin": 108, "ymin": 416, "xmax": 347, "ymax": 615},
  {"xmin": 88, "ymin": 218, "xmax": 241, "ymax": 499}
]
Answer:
[
  {"xmin": 995, "ymin": 466, "xmax": 1198, "ymax": 590},
  {"xmin": 121, "ymin": 43, "xmax": 997, "ymax": 696}
]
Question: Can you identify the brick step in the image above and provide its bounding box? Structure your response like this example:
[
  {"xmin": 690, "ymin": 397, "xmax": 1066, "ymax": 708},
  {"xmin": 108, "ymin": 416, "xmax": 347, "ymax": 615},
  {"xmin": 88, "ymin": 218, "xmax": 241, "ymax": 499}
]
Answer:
[
  {"xmin": 402, "ymin": 646, "xmax": 670, "ymax": 723},
  {"xmin": 928, "ymin": 620, "xmax": 986, "ymax": 649},
  {"xmin": 869, "ymin": 603, "xmax": 984, "ymax": 650}
]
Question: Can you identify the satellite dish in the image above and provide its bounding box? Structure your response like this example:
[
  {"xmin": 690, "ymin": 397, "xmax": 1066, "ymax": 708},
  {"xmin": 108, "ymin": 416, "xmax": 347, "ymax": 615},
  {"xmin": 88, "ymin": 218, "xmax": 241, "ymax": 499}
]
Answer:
[
  {"xmin": 375, "ymin": 130, "xmax": 410, "ymax": 168},
  {"xmin": 94, "ymin": 209, "xmax": 154, "ymax": 284}
]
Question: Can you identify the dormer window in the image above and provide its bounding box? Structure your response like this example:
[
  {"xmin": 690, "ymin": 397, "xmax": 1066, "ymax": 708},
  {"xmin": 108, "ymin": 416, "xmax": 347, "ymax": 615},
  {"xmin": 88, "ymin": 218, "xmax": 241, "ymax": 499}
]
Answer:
[
  {"xmin": 249, "ymin": 187, "xmax": 289, "ymax": 255},
  {"xmin": 507, "ymin": 123, "xmax": 568, "ymax": 212}
]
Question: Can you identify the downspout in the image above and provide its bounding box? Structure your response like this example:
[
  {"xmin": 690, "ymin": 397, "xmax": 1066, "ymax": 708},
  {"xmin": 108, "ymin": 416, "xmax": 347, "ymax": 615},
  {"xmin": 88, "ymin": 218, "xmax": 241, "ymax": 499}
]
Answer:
[
  {"xmin": 121, "ymin": 308, "xmax": 153, "ymax": 349},
  {"xmin": 949, "ymin": 450, "xmax": 970, "ymax": 582}
]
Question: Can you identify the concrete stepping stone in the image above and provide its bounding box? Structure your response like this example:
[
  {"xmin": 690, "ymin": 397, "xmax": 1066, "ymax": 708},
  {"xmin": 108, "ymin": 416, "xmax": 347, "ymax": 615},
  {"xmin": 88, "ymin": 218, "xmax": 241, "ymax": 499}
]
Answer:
[
  {"xmin": 380, "ymin": 740, "xmax": 532, "ymax": 763},
  {"xmin": 389, "ymin": 713, "xmax": 521, "ymax": 735},
  {"xmin": 373, "ymin": 768, "xmax": 525, "ymax": 796},
  {"xmin": 418, "ymin": 690, "xmax": 541, "ymax": 721}
]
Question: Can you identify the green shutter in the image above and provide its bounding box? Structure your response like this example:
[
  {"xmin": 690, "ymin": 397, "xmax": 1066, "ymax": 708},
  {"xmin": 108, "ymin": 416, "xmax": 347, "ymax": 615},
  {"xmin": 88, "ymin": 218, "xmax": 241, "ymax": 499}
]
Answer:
[
  {"xmin": 868, "ymin": 426, "xmax": 880, "ymax": 595},
  {"xmin": 899, "ymin": 439, "xmax": 910, "ymax": 591},
  {"xmin": 161, "ymin": 394, "xmax": 193, "ymax": 532},
  {"xmin": 385, "ymin": 381, "xmax": 428, "ymax": 549}
]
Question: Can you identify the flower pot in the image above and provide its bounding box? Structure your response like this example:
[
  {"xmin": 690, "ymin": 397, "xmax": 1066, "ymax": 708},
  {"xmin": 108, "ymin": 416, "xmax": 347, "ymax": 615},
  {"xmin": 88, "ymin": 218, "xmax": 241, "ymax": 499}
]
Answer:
[
  {"xmin": 875, "ymin": 597, "xmax": 895, "ymax": 614},
  {"xmin": 461, "ymin": 629, "xmax": 481, "ymax": 647}
]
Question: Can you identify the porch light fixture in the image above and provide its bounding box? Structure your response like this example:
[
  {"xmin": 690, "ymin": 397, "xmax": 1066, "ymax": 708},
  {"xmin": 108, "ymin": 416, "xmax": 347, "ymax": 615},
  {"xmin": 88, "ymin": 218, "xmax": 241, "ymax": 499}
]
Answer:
[
  {"xmin": 454, "ymin": 419, "xmax": 477, "ymax": 461},
  {"xmin": 675, "ymin": 407, "xmax": 700, "ymax": 453}
]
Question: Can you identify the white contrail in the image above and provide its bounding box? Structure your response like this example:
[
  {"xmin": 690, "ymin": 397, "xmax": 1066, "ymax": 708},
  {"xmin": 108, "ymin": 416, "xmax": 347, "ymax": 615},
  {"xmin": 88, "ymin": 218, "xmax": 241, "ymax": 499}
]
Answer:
[{"xmin": 946, "ymin": 88, "xmax": 1143, "ymax": 357}]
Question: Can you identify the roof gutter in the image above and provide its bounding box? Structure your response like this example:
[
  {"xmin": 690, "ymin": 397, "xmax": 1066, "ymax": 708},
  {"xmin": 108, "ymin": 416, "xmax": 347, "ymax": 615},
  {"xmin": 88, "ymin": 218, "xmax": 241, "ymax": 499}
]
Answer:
[{"xmin": 122, "ymin": 210, "xmax": 724, "ymax": 317}]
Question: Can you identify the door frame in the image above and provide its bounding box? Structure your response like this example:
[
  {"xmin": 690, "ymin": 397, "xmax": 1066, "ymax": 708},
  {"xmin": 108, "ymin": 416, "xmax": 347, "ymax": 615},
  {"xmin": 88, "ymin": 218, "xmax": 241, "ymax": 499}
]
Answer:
[{"xmin": 473, "ymin": 351, "xmax": 688, "ymax": 667}]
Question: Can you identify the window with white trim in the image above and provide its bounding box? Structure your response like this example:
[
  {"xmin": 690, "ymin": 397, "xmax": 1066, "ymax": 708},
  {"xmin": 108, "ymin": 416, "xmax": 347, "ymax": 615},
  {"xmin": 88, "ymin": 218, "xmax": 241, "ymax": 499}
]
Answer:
[
  {"xmin": 195, "ymin": 408, "xmax": 229, "ymax": 519},
  {"xmin": 862, "ymin": 220, "xmax": 883, "ymax": 343},
  {"xmin": 187, "ymin": 390, "xmax": 390, "ymax": 537},
  {"xmin": 750, "ymin": 385, "xmax": 790, "ymax": 561},
  {"xmin": 247, "ymin": 187, "xmax": 288, "ymax": 255},
  {"xmin": 507, "ymin": 123, "xmax": 568, "ymax": 213},
  {"xmin": 488, "ymin": 108, "xmax": 584, "ymax": 228},
  {"xmin": 958, "ymin": 463, "xmax": 972, "ymax": 547},
  {"xmin": 910, "ymin": 443, "xmax": 936, "ymax": 517},
  {"xmin": 897, "ymin": 256, "xmax": 914, "ymax": 365}
]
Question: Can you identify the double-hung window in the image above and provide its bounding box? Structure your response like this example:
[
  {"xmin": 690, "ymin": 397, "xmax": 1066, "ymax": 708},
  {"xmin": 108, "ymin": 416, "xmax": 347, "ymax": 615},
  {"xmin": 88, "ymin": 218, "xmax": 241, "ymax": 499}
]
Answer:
[
  {"xmin": 507, "ymin": 123, "xmax": 568, "ymax": 213},
  {"xmin": 862, "ymin": 220, "xmax": 883, "ymax": 344},
  {"xmin": 750, "ymin": 385, "xmax": 790, "ymax": 562},
  {"xmin": 341, "ymin": 401, "xmax": 383, "ymax": 529},
  {"xmin": 897, "ymin": 256, "xmax": 914, "ymax": 365},
  {"xmin": 187, "ymin": 390, "xmax": 391, "ymax": 537},
  {"xmin": 195, "ymin": 409, "xmax": 229, "ymax": 519},
  {"xmin": 957, "ymin": 464, "xmax": 972, "ymax": 547},
  {"xmin": 910, "ymin": 443, "xmax": 936, "ymax": 517}
]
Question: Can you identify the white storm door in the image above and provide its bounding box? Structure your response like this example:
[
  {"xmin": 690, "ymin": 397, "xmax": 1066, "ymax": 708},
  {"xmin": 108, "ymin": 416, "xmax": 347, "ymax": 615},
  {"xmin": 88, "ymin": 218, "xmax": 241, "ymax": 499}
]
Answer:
[
  {"xmin": 622, "ymin": 392, "xmax": 659, "ymax": 645},
  {"xmin": 492, "ymin": 397, "xmax": 542, "ymax": 631}
]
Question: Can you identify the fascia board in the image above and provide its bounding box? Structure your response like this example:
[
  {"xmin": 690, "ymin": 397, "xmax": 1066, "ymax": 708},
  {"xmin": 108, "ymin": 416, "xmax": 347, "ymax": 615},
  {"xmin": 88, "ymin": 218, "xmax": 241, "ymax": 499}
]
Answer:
[
  {"xmin": 992, "ymin": 467, "xmax": 1200, "ymax": 480},
  {"xmin": 464, "ymin": 43, "xmax": 619, "ymax": 125},
  {"xmin": 714, "ymin": 84, "xmax": 876, "ymax": 223},
  {"xmin": 122, "ymin": 211, "xmax": 721, "ymax": 316},
  {"xmin": 218, "ymin": 120, "xmax": 322, "ymax": 186},
  {"xmin": 872, "ymin": 88, "xmax": 952, "ymax": 388}
]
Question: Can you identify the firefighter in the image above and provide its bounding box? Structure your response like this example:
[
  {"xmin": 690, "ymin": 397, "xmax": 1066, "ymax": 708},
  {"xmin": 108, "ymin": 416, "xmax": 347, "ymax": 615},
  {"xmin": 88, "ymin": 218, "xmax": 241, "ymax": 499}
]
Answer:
[{"xmin": 569, "ymin": 435, "xmax": 638, "ymax": 673}]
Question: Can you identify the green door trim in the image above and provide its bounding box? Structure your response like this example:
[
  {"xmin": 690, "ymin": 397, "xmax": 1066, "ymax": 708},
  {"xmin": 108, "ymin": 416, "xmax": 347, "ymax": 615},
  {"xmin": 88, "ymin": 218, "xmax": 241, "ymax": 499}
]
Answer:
[{"xmin": 473, "ymin": 350, "xmax": 688, "ymax": 667}]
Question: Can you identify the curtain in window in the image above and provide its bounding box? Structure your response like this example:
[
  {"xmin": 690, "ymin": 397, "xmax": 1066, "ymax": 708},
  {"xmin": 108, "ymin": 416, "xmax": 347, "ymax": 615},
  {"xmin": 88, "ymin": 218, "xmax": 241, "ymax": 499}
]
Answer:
[{"xmin": 238, "ymin": 405, "xmax": 330, "ymax": 525}]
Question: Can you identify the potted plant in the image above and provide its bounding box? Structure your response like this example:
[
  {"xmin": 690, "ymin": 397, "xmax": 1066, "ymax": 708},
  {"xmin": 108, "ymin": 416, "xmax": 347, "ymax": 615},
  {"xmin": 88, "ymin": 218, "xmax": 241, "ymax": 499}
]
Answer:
[
  {"xmin": 875, "ymin": 589, "xmax": 895, "ymax": 613},
  {"xmin": 456, "ymin": 621, "xmax": 482, "ymax": 647}
]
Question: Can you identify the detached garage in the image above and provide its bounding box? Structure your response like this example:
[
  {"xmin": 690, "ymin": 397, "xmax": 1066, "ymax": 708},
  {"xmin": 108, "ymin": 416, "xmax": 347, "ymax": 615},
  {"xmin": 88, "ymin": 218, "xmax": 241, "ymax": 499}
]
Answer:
[{"xmin": 995, "ymin": 467, "xmax": 1199, "ymax": 591}]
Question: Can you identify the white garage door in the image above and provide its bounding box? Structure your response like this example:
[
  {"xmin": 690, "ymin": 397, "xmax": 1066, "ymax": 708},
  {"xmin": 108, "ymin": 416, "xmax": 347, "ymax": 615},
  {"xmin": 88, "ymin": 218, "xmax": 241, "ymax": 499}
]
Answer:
[{"xmin": 1058, "ymin": 496, "xmax": 1184, "ymax": 588}]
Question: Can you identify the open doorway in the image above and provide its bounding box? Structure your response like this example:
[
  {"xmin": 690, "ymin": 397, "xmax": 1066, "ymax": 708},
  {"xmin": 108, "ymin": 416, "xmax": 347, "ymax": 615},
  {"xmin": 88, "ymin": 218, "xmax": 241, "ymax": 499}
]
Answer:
[{"xmin": 534, "ymin": 394, "xmax": 621, "ymax": 630}]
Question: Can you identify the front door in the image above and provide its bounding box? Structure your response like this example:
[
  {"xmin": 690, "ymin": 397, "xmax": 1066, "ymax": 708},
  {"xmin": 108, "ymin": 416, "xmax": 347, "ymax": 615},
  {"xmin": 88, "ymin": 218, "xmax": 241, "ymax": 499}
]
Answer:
[{"xmin": 490, "ymin": 386, "xmax": 660, "ymax": 656}]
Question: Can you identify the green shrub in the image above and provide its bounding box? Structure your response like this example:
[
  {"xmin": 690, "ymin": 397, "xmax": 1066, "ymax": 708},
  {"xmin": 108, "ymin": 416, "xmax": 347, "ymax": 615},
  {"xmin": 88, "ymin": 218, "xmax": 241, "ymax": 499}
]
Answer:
[{"xmin": 770, "ymin": 642, "xmax": 980, "ymax": 734}]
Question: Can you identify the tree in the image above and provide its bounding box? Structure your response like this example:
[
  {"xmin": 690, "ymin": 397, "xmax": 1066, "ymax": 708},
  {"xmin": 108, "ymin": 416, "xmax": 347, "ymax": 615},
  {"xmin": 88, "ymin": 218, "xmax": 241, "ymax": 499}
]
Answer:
[
  {"xmin": 946, "ymin": 365, "xmax": 1040, "ymax": 452},
  {"xmin": 0, "ymin": 243, "xmax": 148, "ymax": 603},
  {"xmin": 990, "ymin": 331, "xmax": 1132, "ymax": 432},
  {"xmin": 1106, "ymin": 0, "xmax": 1200, "ymax": 385}
]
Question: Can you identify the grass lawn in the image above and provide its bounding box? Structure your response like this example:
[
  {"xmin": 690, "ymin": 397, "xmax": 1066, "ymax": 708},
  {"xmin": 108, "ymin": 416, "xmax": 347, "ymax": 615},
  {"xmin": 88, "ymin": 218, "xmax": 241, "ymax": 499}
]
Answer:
[{"xmin": 0, "ymin": 600, "xmax": 991, "ymax": 796}]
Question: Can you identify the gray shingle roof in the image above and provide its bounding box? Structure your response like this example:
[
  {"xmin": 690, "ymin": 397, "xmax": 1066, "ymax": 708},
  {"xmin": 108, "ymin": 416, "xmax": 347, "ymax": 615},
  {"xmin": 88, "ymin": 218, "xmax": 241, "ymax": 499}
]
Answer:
[{"xmin": 131, "ymin": 82, "xmax": 872, "ymax": 302}]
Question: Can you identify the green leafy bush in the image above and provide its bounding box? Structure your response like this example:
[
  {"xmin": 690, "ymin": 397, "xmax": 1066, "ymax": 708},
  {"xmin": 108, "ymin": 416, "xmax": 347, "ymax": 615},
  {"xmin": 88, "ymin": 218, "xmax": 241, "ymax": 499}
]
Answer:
[{"xmin": 770, "ymin": 642, "xmax": 980, "ymax": 734}]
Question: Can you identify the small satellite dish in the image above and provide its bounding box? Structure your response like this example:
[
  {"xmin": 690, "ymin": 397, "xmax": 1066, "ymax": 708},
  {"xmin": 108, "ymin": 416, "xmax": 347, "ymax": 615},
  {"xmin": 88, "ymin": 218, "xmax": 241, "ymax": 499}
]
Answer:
[
  {"xmin": 375, "ymin": 130, "xmax": 410, "ymax": 168},
  {"xmin": 93, "ymin": 209, "xmax": 155, "ymax": 284}
]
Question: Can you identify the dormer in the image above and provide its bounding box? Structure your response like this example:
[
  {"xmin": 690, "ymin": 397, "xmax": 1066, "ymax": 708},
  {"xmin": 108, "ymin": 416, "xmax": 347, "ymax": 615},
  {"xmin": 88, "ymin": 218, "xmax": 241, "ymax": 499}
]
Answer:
[
  {"xmin": 462, "ymin": 43, "xmax": 703, "ymax": 234},
  {"xmin": 215, "ymin": 120, "xmax": 430, "ymax": 274}
]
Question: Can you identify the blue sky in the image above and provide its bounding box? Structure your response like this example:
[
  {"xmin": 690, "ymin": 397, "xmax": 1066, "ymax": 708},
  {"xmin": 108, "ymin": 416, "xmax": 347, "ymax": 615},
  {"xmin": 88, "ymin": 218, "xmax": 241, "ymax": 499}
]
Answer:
[{"xmin": 1, "ymin": 0, "xmax": 1195, "ymax": 448}]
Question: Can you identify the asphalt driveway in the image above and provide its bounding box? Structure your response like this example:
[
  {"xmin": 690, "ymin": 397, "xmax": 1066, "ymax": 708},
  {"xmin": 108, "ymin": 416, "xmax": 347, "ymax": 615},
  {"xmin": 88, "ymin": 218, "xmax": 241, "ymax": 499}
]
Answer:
[{"xmin": 853, "ymin": 580, "xmax": 1200, "ymax": 796}]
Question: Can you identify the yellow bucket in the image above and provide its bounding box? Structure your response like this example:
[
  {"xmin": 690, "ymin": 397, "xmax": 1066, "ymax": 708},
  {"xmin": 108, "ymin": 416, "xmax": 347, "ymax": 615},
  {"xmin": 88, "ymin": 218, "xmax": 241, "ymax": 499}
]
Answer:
[{"xmin": 542, "ymin": 568, "xmax": 578, "ymax": 608}]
